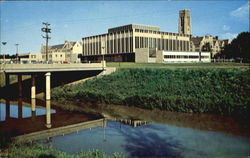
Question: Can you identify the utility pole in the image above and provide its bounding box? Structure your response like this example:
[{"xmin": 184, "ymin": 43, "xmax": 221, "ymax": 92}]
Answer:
[
  {"xmin": 15, "ymin": 44, "xmax": 19, "ymax": 63},
  {"xmin": 41, "ymin": 22, "xmax": 51, "ymax": 63}
]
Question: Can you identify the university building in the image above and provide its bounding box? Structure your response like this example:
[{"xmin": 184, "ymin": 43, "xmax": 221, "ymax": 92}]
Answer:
[
  {"xmin": 41, "ymin": 41, "xmax": 82, "ymax": 63},
  {"xmin": 81, "ymin": 24, "xmax": 192, "ymax": 62},
  {"xmin": 81, "ymin": 10, "xmax": 213, "ymax": 63},
  {"xmin": 190, "ymin": 35, "xmax": 230, "ymax": 57}
]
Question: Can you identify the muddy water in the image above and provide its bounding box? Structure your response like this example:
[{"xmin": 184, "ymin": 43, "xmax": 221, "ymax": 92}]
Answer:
[{"xmin": 1, "ymin": 99, "xmax": 249, "ymax": 157}]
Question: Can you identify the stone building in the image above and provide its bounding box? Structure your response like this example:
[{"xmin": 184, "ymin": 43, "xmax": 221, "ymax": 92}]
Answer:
[
  {"xmin": 190, "ymin": 35, "xmax": 230, "ymax": 57},
  {"xmin": 18, "ymin": 53, "xmax": 43, "ymax": 63},
  {"xmin": 41, "ymin": 41, "xmax": 82, "ymax": 63},
  {"xmin": 81, "ymin": 9, "xmax": 226, "ymax": 63},
  {"xmin": 178, "ymin": 9, "xmax": 192, "ymax": 35},
  {"xmin": 81, "ymin": 24, "xmax": 191, "ymax": 62}
]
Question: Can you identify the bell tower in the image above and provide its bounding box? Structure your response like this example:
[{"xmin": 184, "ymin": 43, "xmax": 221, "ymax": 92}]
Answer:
[{"xmin": 178, "ymin": 9, "xmax": 192, "ymax": 35}]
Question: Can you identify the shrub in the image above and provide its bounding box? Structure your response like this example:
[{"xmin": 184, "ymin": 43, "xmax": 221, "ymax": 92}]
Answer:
[{"xmin": 52, "ymin": 68, "xmax": 250, "ymax": 119}]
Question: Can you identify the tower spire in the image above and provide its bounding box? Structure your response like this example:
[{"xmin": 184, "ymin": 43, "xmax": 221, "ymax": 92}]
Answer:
[{"xmin": 178, "ymin": 9, "xmax": 192, "ymax": 35}]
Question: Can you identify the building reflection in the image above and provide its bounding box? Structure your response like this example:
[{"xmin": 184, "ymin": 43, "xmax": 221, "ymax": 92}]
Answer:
[
  {"xmin": 0, "ymin": 98, "xmax": 105, "ymax": 142},
  {"xmin": 0, "ymin": 98, "xmax": 54, "ymax": 128},
  {"xmin": 116, "ymin": 118, "xmax": 148, "ymax": 127}
]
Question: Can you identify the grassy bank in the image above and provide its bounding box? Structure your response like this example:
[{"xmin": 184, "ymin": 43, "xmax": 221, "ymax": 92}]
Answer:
[
  {"xmin": 52, "ymin": 68, "xmax": 250, "ymax": 119},
  {"xmin": 0, "ymin": 73, "xmax": 30, "ymax": 87},
  {"xmin": 106, "ymin": 62, "xmax": 250, "ymax": 69},
  {"xmin": 2, "ymin": 142, "xmax": 123, "ymax": 158}
]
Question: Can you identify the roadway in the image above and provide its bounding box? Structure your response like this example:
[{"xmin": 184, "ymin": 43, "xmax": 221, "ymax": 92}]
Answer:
[{"xmin": 0, "ymin": 62, "xmax": 105, "ymax": 74}]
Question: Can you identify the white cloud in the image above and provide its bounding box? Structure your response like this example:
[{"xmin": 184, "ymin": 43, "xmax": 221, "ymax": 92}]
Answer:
[
  {"xmin": 230, "ymin": 2, "xmax": 249, "ymax": 19},
  {"xmin": 222, "ymin": 25, "xmax": 230, "ymax": 31},
  {"xmin": 220, "ymin": 32, "xmax": 238, "ymax": 40}
]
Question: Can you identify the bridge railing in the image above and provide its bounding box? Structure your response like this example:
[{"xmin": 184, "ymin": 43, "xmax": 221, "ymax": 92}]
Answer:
[{"xmin": 0, "ymin": 62, "xmax": 105, "ymax": 73}]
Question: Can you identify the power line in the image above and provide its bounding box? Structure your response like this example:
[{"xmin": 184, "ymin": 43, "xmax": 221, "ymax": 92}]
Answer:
[{"xmin": 41, "ymin": 22, "xmax": 51, "ymax": 62}]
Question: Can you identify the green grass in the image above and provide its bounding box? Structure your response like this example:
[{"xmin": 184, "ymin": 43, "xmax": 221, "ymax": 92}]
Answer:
[
  {"xmin": 0, "ymin": 73, "xmax": 30, "ymax": 87},
  {"xmin": 2, "ymin": 142, "xmax": 123, "ymax": 158},
  {"xmin": 52, "ymin": 68, "xmax": 250, "ymax": 120},
  {"xmin": 106, "ymin": 62, "xmax": 250, "ymax": 69}
]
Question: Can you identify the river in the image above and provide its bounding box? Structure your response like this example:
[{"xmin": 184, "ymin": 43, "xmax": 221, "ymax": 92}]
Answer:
[{"xmin": 0, "ymin": 98, "xmax": 249, "ymax": 158}]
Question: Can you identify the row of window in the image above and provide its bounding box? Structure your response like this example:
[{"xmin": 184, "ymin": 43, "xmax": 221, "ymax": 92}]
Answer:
[
  {"xmin": 83, "ymin": 37, "xmax": 133, "ymax": 55},
  {"xmin": 135, "ymin": 37, "xmax": 190, "ymax": 51},
  {"xmin": 42, "ymin": 54, "xmax": 63, "ymax": 59},
  {"xmin": 134, "ymin": 29, "xmax": 189, "ymax": 36},
  {"xmin": 164, "ymin": 55, "xmax": 209, "ymax": 59}
]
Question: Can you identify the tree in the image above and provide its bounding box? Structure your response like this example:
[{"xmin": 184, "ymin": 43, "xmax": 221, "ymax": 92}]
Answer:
[{"xmin": 218, "ymin": 32, "xmax": 250, "ymax": 62}]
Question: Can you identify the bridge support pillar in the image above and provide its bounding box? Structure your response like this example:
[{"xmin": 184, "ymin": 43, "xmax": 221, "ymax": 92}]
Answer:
[
  {"xmin": 45, "ymin": 72, "xmax": 51, "ymax": 100},
  {"xmin": 31, "ymin": 74, "xmax": 36, "ymax": 99},
  {"xmin": 31, "ymin": 99, "xmax": 36, "ymax": 121},
  {"xmin": 18, "ymin": 74, "xmax": 22, "ymax": 97},
  {"xmin": 18, "ymin": 98, "xmax": 22, "ymax": 119},
  {"xmin": 5, "ymin": 73, "xmax": 9, "ymax": 86},
  {"xmin": 45, "ymin": 100, "xmax": 52, "ymax": 128},
  {"xmin": 6, "ymin": 100, "xmax": 10, "ymax": 120},
  {"xmin": 31, "ymin": 98, "xmax": 36, "ymax": 112}
]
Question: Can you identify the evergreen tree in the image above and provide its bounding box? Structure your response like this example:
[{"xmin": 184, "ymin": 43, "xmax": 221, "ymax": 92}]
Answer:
[{"xmin": 218, "ymin": 32, "xmax": 250, "ymax": 62}]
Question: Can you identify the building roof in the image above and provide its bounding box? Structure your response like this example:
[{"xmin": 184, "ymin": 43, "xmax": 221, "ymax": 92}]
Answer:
[
  {"xmin": 191, "ymin": 37, "xmax": 203, "ymax": 45},
  {"xmin": 50, "ymin": 44, "xmax": 64, "ymax": 49},
  {"xmin": 108, "ymin": 24, "xmax": 160, "ymax": 33}
]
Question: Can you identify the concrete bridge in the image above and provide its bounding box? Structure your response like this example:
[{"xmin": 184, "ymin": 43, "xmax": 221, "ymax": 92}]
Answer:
[{"xmin": 0, "ymin": 62, "xmax": 106, "ymax": 100}]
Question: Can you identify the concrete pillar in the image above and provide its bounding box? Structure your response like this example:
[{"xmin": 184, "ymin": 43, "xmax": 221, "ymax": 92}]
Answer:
[
  {"xmin": 6, "ymin": 100, "xmax": 10, "ymax": 120},
  {"xmin": 132, "ymin": 29, "xmax": 135, "ymax": 52},
  {"xmin": 18, "ymin": 97, "xmax": 22, "ymax": 118},
  {"xmin": 103, "ymin": 118, "xmax": 107, "ymax": 128},
  {"xmin": 45, "ymin": 72, "xmax": 51, "ymax": 100},
  {"xmin": 45, "ymin": 100, "xmax": 51, "ymax": 128},
  {"xmin": 5, "ymin": 73, "xmax": 9, "ymax": 86},
  {"xmin": 18, "ymin": 74, "xmax": 22, "ymax": 97},
  {"xmin": 31, "ymin": 98, "xmax": 36, "ymax": 112},
  {"xmin": 31, "ymin": 74, "xmax": 36, "ymax": 99},
  {"xmin": 31, "ymin": 99, "xmax": 36, "ymax": 121}
]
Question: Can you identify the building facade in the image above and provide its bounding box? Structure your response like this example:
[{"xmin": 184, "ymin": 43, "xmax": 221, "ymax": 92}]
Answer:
[
  {"xmin": 18, "ymin": 53, "xmax": 43, "ymax": 63},
  {"xmin": 135, "ymin": 48, "xmax": 211, "ymax": 63},
  {"xmin": 82, "ymin": 24, "xmax": 191, "ymax": 62},
  {"xmin": 41, "ymin": 41, "xmax": 82, "ymax": 63},
  {"xmin": 178, "ymin": 9, "xmax": 192, "ymax": 35},
  {"xmin": 190, "ymin": 35, "xmax": 230, "ymax": 57}
]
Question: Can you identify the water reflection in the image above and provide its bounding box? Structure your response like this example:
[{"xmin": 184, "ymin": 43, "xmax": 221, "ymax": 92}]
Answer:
[
  {"xmin": 47, "ymin": 120, "xmax": 250, "ymax": 158},
  {"xmin": 31, "ymin": 98, "xmax": 36, "ymax": 112},
  {"xmin": 116, "ymin": 118, "xmax": 148, "ymax": 127},
  {"xmin": 46, "ymin": 100, "xmax": 51, "ymax": 128},
  {"xmin": 18, "ymin": 98, "xmax": 22, "ymax": 118},
  {"xmin": 0, "ymin": 98, "xmax": 103, "ymax": 139},
  {"xmin": 0, "ymin": 99, "xmax": 55, "ymax": 122}
]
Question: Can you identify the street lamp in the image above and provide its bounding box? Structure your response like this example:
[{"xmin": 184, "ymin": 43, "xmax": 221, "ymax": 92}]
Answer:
[{"xmin": 2, "ymin": 42, "xmax": 7, "ymax": 64}]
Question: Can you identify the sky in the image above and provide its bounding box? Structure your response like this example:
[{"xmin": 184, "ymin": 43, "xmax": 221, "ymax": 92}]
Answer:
[{"xmin": 0, "ymin": 0, "xmax": 249, "ymax": 55}]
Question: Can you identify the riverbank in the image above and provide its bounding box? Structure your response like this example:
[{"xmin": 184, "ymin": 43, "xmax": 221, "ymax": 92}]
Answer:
[
  {"xmin": 52, "ymin": 68, "xmax": 250, "ymax": 121},
  {"xmin": 0, "ymin": 72, "xmax": 30, "ymax": 87},
  {"xmin": 1, "ymin": 142, "xmax": 123, "ymax": 158},
  {"xmin": 106, "ymin": 62, "xmax": 250, "ymax": 69}
]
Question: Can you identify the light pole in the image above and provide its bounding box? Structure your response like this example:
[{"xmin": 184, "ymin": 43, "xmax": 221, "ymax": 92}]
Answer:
[
  {"xmin": 2, "ymin": 42, "xmax": 7, "ymax": 64},
  {"xmin": 102, "ymin": 46, "xmax": 105, "ymax": 67},
  {"xmin": 101, "ymin": 46, "xmax": 105, "ymax": 62},
  {"xmin": 15, "ymin": 44, "xmax": 19, "ymax": 63}
]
